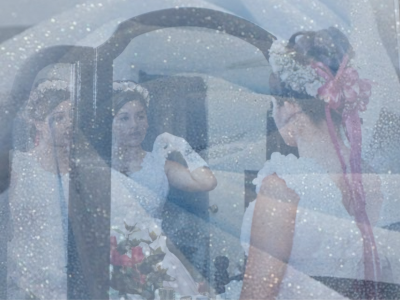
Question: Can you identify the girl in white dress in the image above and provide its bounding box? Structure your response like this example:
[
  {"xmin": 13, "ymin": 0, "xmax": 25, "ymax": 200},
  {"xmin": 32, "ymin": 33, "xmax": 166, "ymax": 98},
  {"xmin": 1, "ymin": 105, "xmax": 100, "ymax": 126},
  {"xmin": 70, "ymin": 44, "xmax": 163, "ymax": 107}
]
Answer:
[
  {"xmin": 239, "ymin": 27, "xmax": 392, "ymax": 300},
  {"xmin": 7, "ymin": 79, "xmax": 72, "ymax": 300},
  {"xmin": 109, "ymin": 81, "xmax": 217, "ymax": 298}
]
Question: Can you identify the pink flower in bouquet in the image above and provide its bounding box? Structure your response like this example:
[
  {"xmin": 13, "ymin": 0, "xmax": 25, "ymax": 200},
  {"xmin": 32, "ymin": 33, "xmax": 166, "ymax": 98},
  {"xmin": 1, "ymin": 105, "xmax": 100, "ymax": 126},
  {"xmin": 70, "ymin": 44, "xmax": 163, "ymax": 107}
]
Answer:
[
  {"xmin": 110, "ymin": 236, "xmax": 121, "ymax": 265},
  {"xmin": 111, "ymin": 236, "xmax": 117, "ymax": 249},
  {"xmin": 197, "ymin": 281, "xmax": 208, "ymax": 294},
  {"xmin": 110, "ymin": 236, "xmax": 133, "ymax": 267},
  {"xmin": 120, "ymin": 255, "xmax": 133, "ymax": 267},
  {"xmin": 111, "ymin": 251, "xmax": 132, "ymax": 267},
  {"xmin": 133, "ymin": 273, "xmax": 147, "ymax": 285},
  {"xmin": 110, "ymin": 251, "xmax": 121, "ymax": 266},
  {"xmin": 131, "ymin": 246, "xmax": 145, "ymax": 264}
]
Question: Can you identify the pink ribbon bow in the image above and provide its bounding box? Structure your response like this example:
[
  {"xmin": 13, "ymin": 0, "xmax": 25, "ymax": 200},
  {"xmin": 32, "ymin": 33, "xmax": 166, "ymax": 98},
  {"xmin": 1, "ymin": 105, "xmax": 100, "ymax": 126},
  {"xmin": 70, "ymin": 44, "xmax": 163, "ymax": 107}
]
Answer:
[{"xmin": 312, "ymin": 55, "xmax": 372, "ymax": 113}]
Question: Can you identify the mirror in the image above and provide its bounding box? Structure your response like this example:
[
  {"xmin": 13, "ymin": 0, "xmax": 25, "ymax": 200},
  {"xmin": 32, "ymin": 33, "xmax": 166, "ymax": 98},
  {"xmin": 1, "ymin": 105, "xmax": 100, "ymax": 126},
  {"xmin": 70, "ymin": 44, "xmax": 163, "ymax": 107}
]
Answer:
[{"xmin": 110, "ymin": 26, "xmax": 272, "ymax": 298}]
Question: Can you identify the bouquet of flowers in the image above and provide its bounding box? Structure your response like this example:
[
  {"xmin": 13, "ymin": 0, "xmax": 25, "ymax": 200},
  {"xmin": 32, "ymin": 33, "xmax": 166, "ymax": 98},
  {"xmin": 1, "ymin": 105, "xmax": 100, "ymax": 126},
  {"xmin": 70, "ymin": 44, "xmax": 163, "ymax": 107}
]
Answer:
[{"xmin": 110, "ymin": 222, "xmax": 175, "ymax": 300}]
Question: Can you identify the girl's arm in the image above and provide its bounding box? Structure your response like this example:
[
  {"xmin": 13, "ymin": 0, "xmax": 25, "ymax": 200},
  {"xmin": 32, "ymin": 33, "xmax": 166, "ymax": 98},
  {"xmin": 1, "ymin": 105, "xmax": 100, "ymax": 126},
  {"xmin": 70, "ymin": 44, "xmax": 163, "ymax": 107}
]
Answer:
[
  {"xmin": 240, "ymin": 174, "xmax": 299, "ymax": 300},
  {"xmin": 165, "ymin": 160, "xmax": 216, "ymax": 192},
  {"xmin": 154, "ymin": 132, "xmax": 217, "ymax": 192}
]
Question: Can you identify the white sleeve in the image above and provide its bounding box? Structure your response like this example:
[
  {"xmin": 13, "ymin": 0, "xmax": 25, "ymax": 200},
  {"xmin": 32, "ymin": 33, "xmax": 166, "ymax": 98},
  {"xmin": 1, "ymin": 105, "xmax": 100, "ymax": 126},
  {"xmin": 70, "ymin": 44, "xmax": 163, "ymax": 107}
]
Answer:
[{"xmin": 240, "ymin": 200, "xmax": 256, "ymax": 257}]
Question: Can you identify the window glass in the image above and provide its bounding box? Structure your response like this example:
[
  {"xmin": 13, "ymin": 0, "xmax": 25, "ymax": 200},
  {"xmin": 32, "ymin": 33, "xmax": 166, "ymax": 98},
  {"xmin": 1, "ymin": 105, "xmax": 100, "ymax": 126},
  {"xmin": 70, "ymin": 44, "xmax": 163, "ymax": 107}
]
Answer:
[{"xmin": 1, "ymin": 2, "xmax": 400, "ymax": 300}]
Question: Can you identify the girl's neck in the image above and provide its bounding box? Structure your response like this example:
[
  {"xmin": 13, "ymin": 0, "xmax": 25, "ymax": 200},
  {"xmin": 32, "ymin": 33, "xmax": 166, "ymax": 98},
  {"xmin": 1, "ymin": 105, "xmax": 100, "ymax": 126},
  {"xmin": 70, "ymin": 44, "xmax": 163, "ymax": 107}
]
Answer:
[
  {"xmin": 295, "ymin": 119, "xmax": 349, "ymax": 175},
  {"xmin": 112, "ymin": 145, "xmax": 147, "ymax": 173},
  {"xmin": 34, "ymin": 143, "xmax": 70, "ymax": 175},
  {"xmin": 295, "ymin": 117, "xmax": 359, "ymax": 216}
]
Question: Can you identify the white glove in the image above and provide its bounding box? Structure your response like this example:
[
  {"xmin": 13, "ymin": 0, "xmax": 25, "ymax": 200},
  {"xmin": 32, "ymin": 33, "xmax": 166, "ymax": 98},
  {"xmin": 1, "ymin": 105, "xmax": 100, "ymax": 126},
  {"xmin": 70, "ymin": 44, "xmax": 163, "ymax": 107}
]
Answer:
[{"xmin": 153, "ymin": 132, "xmax": 208, "ymax": 172}]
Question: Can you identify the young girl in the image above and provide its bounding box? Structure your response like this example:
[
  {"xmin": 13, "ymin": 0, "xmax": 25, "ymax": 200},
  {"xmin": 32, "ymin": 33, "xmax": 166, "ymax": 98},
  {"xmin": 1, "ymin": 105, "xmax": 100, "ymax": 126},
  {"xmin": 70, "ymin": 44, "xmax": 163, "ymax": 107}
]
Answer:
[
  {"xmin": 239, "ymin": 27, "xmax": 390, "ymax": 299},
  {"xmin": 110, "ymin": 81, "xmax": 217, "ymax": 297}
]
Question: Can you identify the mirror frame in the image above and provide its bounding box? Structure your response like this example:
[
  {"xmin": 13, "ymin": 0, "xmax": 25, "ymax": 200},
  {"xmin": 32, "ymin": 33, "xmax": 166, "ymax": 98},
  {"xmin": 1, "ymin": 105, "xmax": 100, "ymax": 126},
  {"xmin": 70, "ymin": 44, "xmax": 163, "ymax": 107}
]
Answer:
[{"xmin": 1, "ymin": 7, "xmax": 278, "ymax": 299}]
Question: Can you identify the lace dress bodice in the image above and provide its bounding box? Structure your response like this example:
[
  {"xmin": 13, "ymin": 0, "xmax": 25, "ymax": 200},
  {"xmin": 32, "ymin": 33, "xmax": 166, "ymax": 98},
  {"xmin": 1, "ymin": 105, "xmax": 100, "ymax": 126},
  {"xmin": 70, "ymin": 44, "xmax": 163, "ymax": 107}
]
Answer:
[
  {"xmin": 122, "ymin": 152, "xmax": 168, "ymax": 216},
  {"xmin": 242, "ymin": 152, "xmax": 370, "ymax": 279},
  {"xmin": 111, "ymin": 151, "xmax": 169, "ymax": 234},
  {"xmin": 241, "ymin": 153, "xmax": 389, "ymax": 279},
  {"xmin": 110, "ymin": 151, "xmax": 200, "ymax": 296}
]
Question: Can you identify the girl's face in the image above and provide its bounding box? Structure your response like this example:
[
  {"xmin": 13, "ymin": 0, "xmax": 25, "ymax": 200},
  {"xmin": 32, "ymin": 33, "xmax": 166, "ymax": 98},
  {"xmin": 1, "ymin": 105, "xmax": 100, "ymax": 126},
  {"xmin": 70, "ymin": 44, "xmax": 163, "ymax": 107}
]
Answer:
[
  {"xmin": 112, "ymin": 100, "xmax": 148, "ymax": 148},
  {"xmin": 36, "ymin": 100, "xmax": 73, "ymax": 148}
]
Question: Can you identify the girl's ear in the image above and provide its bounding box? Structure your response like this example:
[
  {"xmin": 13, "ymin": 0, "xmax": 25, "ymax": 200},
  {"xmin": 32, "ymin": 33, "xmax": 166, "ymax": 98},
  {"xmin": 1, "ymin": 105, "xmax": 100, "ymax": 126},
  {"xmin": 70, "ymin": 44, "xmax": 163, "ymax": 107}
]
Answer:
[{"xmin": 283, "ymin": 100, "xmax": 301, "ymax": 113}]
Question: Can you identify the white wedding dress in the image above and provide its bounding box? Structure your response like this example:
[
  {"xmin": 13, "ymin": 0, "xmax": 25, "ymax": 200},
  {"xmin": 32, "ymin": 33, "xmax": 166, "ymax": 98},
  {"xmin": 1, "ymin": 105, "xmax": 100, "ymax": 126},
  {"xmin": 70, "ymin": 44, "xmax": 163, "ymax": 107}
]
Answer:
[
  {"xmin": 7, "ymin": 151, "xmax": 69, "ymax": 300},
  {"xmin": 222, "ymin": 152, "xmax": 389, "ymax": 300},
  {"xmin": 110, "ymin": 150, "xmax": 199, "ymax": 298},
  {"xmin": 7, "ymin": 149, "xmax": 199, "ymax": 300}
]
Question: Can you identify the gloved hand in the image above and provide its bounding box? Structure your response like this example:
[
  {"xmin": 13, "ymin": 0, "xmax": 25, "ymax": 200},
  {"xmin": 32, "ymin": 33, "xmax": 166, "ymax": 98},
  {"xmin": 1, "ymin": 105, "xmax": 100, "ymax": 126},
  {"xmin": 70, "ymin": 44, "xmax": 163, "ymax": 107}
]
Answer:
[{"xmin": 153, "ymin": 132, "xmax": 208, "ymax": 172}]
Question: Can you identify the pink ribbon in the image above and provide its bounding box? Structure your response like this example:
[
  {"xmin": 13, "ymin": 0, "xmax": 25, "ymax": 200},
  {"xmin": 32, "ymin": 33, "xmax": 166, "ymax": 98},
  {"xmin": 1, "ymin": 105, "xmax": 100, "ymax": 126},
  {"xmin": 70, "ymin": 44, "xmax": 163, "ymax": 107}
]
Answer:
[
  {"xmin": 312, "ymin": 56, "xmax": 381, "ymax": 289},
  {"xmin": 312, "ymin": 55, "xmax": 371, "ymax": 113}
]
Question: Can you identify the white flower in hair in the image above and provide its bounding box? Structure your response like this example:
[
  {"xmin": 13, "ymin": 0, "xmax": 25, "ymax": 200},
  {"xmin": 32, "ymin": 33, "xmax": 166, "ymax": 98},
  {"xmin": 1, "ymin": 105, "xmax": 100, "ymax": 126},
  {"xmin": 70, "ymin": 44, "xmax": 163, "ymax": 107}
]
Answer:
[
  {"xmin": 28, "ymin": 79, "xmax": 70, "ymax": 109},
  {"xmin": 113, "ymin": 81, "xmax": 150, "ymax": 107},
  {"xmin": 269, "ymin": 39, "xmax": 325, "ymax": 97}
]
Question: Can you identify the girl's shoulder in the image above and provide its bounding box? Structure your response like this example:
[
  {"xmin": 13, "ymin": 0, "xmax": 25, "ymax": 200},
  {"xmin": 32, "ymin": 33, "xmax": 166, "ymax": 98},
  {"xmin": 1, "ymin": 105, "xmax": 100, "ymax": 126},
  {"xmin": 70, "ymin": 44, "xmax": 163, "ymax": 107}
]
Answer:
[
  {"xmin": 10, "ymin": 150, "xmax": 37, "ymax": 176},
  {"xmin": 252, "ymin": 152, "xmax": 300, "ymax": 194},
  {"xmin": 258, "ymin": 173, "xmax": 300, "ymax": 204},
  {"xmin": 253, "ymin": 152, "xmax": 343, "ymax": 210}
]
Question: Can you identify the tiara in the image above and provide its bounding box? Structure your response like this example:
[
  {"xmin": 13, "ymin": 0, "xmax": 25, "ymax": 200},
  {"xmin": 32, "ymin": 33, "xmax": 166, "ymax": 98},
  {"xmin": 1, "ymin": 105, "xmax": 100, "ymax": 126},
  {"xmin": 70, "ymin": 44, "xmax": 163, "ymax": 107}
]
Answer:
[
  {"xmin": 23, "ymin": 79, "xmax": 70, "ymax": 120},
  {"xmin": 28, "ymin": 79, "xmax": 70, "ymax": 102},
  {"xmin": 113, "ymin": 81, "xmax": 150, "ymax": 107}
]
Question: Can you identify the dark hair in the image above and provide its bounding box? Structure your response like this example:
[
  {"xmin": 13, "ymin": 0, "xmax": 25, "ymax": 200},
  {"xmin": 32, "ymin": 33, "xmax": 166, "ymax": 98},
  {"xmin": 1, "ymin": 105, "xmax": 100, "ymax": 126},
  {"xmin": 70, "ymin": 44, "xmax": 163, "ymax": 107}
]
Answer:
[
  {"xmin": 272, "ymin": 27, "xmax": 353, "ymax": 125},
  {"xmin": 287, "ymin": 27, "xmax": 353, "ymax": 75},
  {"xmin": 25, "ymin": 79, "xmax": 70, "ymax": 121},
  {"xmin": 112, "ymin": 89, "xmax": 148, "ymax": 116}
]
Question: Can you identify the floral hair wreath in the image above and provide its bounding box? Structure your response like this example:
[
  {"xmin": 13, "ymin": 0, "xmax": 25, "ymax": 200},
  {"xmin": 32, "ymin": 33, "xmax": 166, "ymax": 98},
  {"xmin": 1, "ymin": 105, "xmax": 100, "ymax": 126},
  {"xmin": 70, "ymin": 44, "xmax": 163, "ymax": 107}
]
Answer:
[
  {"xmin": 113, "ymin": 81, "xmax": 150, "ymax": 107},
  {"xmin": 268, "ymin": 39, "xmax": 372, "ymax": 115}
]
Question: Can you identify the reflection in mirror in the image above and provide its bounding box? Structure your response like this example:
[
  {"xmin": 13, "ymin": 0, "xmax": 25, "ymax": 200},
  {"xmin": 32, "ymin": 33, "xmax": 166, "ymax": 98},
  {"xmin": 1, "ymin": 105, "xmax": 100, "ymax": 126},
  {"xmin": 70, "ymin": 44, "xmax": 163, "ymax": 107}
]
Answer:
[
  {"xmin": 109, "ymin": 80, "xmax": 217, "ymax": 299},
  {"xmin": 7, "ymin": 64, "xmax": 73, "ymax": 300},
  {"xmin": 109, "ymin": 26, "xmax": 272, "ymax": 299},
  {"xmin": 1, "ymin": 4, "xmax": 400, "ymax": 300}
]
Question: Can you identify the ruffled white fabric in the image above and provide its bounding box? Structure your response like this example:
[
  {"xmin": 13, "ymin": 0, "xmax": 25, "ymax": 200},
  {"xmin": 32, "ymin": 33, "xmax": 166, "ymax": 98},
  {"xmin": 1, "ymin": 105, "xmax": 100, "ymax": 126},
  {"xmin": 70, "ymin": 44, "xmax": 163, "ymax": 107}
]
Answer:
[
  {"xmin": 236, "ymin": 152, "xmax": 388, "ymax": 299},
  {"xmin": 153, "ymin": 132, "xmax": 208, "ymax": 172}
]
